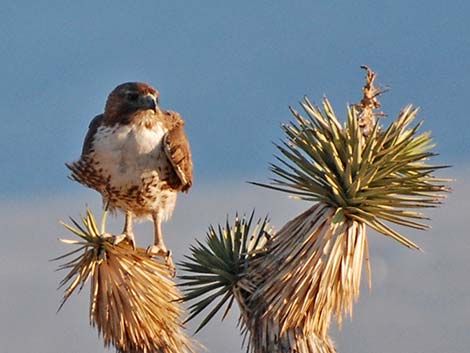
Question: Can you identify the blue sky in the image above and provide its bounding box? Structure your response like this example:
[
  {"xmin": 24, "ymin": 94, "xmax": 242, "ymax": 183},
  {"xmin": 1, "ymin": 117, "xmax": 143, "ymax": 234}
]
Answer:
[
  {"xmin": 1, "ymin": 1, "xmax": 470, "ymax": 353},
  {"xmin": 1, "ymin": 0, "xmax": 469, "ymax": 198}
]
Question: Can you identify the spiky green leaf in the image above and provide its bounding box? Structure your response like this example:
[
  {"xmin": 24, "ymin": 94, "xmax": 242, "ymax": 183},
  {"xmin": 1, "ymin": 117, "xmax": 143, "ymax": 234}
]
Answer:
[
  {"xmin": 254, "ymin": 99, "xmax": 449, "ymax": 247},
  {"xmin": 179, "ymin": 211, "xmax": 271, "ymax": 333}
]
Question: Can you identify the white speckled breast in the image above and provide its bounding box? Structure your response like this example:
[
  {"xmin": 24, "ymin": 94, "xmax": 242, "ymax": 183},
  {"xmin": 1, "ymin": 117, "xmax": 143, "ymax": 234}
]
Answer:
[
  {"xmin": 93, "ymin": 122, "xmax": 164, "ymax": 184},
  {"xmin": 89, "ymin": 121, "xmax": 177, "ymax": 220}
]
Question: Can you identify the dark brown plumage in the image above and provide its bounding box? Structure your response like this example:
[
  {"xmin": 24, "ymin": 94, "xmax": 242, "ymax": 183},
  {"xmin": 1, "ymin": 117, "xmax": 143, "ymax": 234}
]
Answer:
[{"xmin": 67, "ymin": 82, "xmax": 193, "ymax": 272}]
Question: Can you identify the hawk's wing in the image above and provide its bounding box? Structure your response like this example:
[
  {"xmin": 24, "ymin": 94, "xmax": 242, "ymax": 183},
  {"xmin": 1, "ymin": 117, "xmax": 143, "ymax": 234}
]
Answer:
[
  {"xmin": 163, "ymin": 120, "xmax": 193, "ymax": 192},
  {"xmin": 82, "ymin": 114, "xmax": 105, "ymax": 156},
  {"xmin": 66, "ymin": 114, "xmax": 106, "ymax": 189}
]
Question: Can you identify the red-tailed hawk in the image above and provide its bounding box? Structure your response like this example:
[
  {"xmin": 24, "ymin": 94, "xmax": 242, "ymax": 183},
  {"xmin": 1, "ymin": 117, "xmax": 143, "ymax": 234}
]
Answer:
[{"xmin": 67, "ymin": 82, "xmax": 193, "ymax": 273}]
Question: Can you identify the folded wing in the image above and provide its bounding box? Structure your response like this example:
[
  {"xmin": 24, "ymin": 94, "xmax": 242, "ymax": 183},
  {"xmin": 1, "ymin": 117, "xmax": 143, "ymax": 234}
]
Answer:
[{"xmin": 163, "ymin": 117, "xmax": 193, "ymax": 192}]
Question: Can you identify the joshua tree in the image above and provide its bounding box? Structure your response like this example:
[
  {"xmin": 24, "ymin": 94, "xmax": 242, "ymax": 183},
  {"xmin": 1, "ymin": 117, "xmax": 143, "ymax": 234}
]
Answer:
[
  {"xmin": 180, "ymin": 67, "xmax": 450, "ymax": 352},
  {"xmin": 56, "ymin": 67, "xmax": 449, "ymax": 353}
]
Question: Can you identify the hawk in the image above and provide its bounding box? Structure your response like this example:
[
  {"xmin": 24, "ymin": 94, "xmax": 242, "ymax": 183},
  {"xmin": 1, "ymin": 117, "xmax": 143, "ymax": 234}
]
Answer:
[{"xmin": 67, "ymin": 82, "xmax": 193, "ymax": 272}]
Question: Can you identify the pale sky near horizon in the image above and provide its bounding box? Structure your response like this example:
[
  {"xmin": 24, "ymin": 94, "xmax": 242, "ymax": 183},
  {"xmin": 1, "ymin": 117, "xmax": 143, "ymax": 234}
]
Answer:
[
  {"xmin": 1, "ymin": 1, "xmax": 469, "ymax": 352},
  {"xmin": 1, "ymin": 176, "xmax": 469, "ymax": 353}
]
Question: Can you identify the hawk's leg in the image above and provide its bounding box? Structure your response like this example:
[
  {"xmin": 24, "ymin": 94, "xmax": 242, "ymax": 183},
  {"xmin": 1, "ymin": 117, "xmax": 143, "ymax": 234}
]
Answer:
[
  {"xmin": 147, "ymin": 210, "xmax": 175, "ymax": 276},
  {"xmin": 109, "ymin": 211, "xmax": 136, "ymax": 249}
]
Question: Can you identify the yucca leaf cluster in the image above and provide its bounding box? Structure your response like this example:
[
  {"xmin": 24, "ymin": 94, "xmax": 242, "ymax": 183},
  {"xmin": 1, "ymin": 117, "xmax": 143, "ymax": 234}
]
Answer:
[
  {"xmin": 55, "ymin": 209, "xmax": 195, "ymax": 353},
  {"xmin": 258, "ymin": 99, "xmax": 449, "ymax": 249},
  {"xmin": 179, "ymin": 212, "xmax": 271, "ymax": 333}
]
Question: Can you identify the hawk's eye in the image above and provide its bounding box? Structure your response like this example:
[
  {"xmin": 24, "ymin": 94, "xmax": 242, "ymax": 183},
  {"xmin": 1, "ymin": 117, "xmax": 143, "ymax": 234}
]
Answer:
[{"xmin": 127, "ymin": 92, "xmax": 139, "ymax": 102}]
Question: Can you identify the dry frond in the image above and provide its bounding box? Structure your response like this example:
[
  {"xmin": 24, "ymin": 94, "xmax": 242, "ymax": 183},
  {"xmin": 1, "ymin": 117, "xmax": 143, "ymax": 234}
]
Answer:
[
  {"xmin": 246, "ymin": 204, "xmax": 369, "ymax": 337},
  {"xmin": 354, "ymin": 65, "xmax": 387, "ymax": 137},
  {"xmin": 240, "ymin": 319, "xmax": 337, "ymax": 353},
  {"xmin": 55, "ymin": 209, "xmax": 196, "ymax": 353}
]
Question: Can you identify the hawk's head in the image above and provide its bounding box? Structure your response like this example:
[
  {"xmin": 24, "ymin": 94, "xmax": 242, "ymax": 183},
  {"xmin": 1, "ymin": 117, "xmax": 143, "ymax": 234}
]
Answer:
[{"xmin": 104, "ymin": 82, "xmax": 160, "ymax": 123}]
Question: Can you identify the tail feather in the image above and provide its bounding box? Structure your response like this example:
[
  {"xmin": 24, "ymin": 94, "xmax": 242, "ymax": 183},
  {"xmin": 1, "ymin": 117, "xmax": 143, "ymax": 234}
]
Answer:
[{"xmin": 65, "ymin": 159, "xmax": 107, "ymax": 191}]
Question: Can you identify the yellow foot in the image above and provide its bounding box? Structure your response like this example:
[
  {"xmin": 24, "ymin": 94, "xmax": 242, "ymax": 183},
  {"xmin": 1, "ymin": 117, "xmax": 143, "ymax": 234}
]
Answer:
[
  {"xmin": 146, "ymin": 245, "xmax": 176, "ymax": 277},
  {"xmin": 102, "ymin": 232, "xmax": 136, "ymax": 249}
]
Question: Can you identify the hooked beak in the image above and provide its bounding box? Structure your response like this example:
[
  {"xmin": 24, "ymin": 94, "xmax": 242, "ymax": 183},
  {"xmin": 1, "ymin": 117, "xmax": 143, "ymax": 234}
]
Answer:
[{"xmin": 142, "ymin": 94, "xmax": 158, "ymax": 112}]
